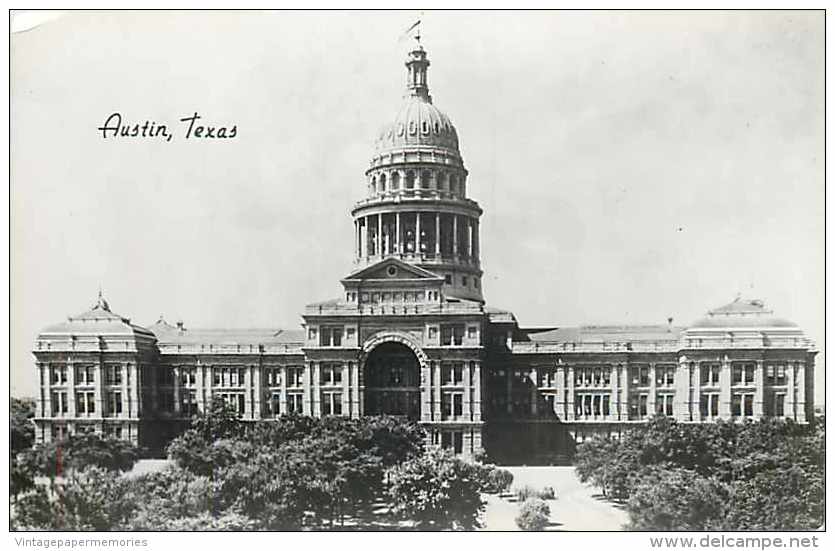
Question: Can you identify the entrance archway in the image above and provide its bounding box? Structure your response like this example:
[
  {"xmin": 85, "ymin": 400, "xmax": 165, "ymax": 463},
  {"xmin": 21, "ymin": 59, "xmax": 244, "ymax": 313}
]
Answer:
[{"xmin": 363, "ymin": 341, "xmax": 421, "ymax": 421}]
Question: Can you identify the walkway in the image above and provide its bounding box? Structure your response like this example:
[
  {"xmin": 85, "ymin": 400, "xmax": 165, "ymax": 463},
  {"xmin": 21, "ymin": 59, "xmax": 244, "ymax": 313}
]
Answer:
[{"xmin": 482, "ymin": 466, "xmax": 628, "ymax": 531}]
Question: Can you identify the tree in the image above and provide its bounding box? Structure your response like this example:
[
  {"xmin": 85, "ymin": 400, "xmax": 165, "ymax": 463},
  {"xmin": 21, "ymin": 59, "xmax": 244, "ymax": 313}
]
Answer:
[
  {"xmin": 10, "ymin": 397, "xmax": 36, "ymax": 457},
  {"xmin": 14, "ymin": 466, "xmax": 134, "ymax": 530},
  {"xmin": 387, "ymin": 447, "xmax": 484, "ymax": 530},
  {"xmin": 626, "ymin": 466, "xmax": 727, "ymax": 531}
]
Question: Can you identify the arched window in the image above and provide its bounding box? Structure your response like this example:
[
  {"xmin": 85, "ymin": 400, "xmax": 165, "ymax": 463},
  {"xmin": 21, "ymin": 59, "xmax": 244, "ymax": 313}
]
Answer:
[
  {"xmin": 421, "ymin": 170, "xmax": 431, "ymax": 189},
  {"xmin": 439, "ymin": 172, "xmax": 447, "ymax": 191},
  {"xmin": 450, "ymin": 175, "xmax": 458, "ymax": 195},
  {"xmin": 370, "ymin": 177, "xmax": 377, "ymax": 194},
  {"xmin": 405, "ymin": 171, "xmax": 415, "ymax": 189},
  {"xmin": 391, "ymin": 172, "xmax": 400, "ymax": 190},
  {"xmin": 380, "ymin": 173, "xmax": 387, "ymax": 191}
]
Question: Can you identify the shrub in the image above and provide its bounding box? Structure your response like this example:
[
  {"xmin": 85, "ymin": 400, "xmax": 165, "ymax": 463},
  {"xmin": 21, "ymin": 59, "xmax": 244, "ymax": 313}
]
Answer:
[
  {"xmin": 487, "ymin": 468, "xmax": 514, "ymax": 494},
  {"xmin": 515, "ymin": 484, "xmax": 555, "ymax": 501},
  {"xmin": 515, "ymin": 498, "xmax": 550, "ymax": 531}
]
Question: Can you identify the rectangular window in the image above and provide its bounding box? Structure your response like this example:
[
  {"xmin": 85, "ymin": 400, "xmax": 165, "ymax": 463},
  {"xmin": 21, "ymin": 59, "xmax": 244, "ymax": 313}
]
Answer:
[
  {"xmin": 602, "ymin": 395, "xmax": 610, "ymax": 416},
  {"xmin": 287, "ymin": 367, "xmax": 305, "ymax": 387},
  {"xmin": 467, "ymin": 326, "xmax": 477, "ymax": 339},
  {"xmin": 180, "ymin": 390, "xmax": 196, "ymax": 416},
  {"xmin": 321, "ymin": 364, "xmax": 343, "ymax": 386},
  {"xmin": 743, "ymin": 394, "xmax": 754, "ymax": 417},
  {"xmin": 732, "ymin": 365, "xmax": 743, "ymax": 385},
  {"xmin": 776, "ymin": 364, "xmax": 786, "ymax": 385},
  {"xmin": 592, "ymin": 394, "xmax": 601, "ymax": 416},
  {"xmin": 657, "ymin": 394, "xmax": 674, "ymax": 416},
  {"xmin": 51, "ymin": 391, "xmax": 68, "ymax": 414},
  {"xmin": 442, "ymin": 363, "xmax": 464, "ymax": 385},
  {"xmin": 104, "ymin": 365, "xmax": 122, "ymax": 385},
  {"xmin": 744, "ymin": 364, "xmax": 755, "ymax": 385},
  {"xmin": 108, "ymin": 391, "xmax": 122, "ymax": 415},
  {"xmin": 774, "ymin": 393, "xmax": 785, "ymax": 417},
  {"xmin": 731, "ymin": 394, "xmax": 742, "ymax": 417},
  {"xmin": 639, "ymin": 367, "xmax": 649, "ymax": 386},
  {"xmin": 287, "ymin": 393, "xmax": 304, "ymax": 414},
  {"xmin": 322, "ymin": 392, "xmax": 343, "ymax": 416},
  {"xmin": 639, "ymin": 394, "xmax": 648, "ymax": 418},
  {"xmin": 699, "ymin": 394, "xmax": 709, "ymax": 418}
]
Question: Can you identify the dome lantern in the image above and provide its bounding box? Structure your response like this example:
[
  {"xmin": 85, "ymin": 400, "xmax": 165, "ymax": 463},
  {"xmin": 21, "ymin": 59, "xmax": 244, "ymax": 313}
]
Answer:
[{"xmin": 405, "ymin": 46, "xmax": 432, "ymax": 103}]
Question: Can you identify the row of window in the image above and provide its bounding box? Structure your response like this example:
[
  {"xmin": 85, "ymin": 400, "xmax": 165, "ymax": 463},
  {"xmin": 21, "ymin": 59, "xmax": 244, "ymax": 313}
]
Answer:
[
  {"xmin": 49, "ymin": 365, "xmax": 126, "ymax": 386},
  {"xmin": 346, "ymin": 290, "xmax": 443, "ymax": 304},
  {"xmin": 369, "ymin": 169, "xmax": 464, "ymax": 196},
  {"xmin": 50, "ymin": 390, "xmax": 124, "ymax": 416}
]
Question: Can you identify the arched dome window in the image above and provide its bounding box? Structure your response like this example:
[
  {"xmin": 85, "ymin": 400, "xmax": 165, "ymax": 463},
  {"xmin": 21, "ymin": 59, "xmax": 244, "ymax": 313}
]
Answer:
[
  {"xmin": 421, "ymin": 170, "xmax": 431, "ymax": 189},
  {"xmin": 450, "ymin": 175, "xmax": 458, "ymax": 195},
  {"xmin": 421, "ymin": 121, "xmax": 430, "ymax": 135},
  {"xmin": 439, "ymin": 172, "xmax": 447, "ymax": 191},
  {"xmin": 405, "ymin": 171, "xmax": 415, "ymax": 189},
  {"xmin": 380, "ymin": 173, "xmax": 387, "ymax": 191},
  {"xmin": 391, "ymin": 172, "xmax": 400, "ymax": 190},
  {"xmin": 371, "ymin": 177, "xmax": 377, "ymax": 194}
]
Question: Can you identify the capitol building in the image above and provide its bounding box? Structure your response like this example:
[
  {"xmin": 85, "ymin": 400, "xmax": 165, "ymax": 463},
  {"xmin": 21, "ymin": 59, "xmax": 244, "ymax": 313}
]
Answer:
[{"xmin": 31, "ymin": 45, "xmax": 817, "ymax": 463}]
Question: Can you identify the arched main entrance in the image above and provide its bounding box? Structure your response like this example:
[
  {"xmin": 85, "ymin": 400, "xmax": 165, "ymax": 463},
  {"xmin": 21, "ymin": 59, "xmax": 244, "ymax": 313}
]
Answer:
[{"xmin": 363, "ymin": 341, "xmax": 422, "ymax": 421}]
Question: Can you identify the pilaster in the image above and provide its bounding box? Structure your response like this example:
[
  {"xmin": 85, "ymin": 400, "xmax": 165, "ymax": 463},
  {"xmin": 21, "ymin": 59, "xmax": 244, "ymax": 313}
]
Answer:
[
  {"xmin": 754, "ymin": 359, "xmax": 764, "ymax": 419},
  {"xmin": 432, "ymin": 361, "xmax": 441, "ymax": 421},
  {"xmin": 719, "ymin": 356, "xmax": 732, "ymax": 418},
  {"xmin": 472, "ymin": 360, "xmax": 482, "ymax": 422},
  {"xmin": 796, "ymin": 360, "xmax": 807, "ymax": 422}
]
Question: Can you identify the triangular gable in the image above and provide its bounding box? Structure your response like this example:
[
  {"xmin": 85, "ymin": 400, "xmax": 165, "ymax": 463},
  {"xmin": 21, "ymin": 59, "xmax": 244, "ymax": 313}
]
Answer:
[{"xmin": 342, "ymin": 257, "xmax": 444, "ymax": 282}]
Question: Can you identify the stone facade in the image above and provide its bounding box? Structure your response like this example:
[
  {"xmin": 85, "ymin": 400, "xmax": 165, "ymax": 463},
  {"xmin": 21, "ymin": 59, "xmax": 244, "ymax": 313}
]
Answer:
[{"xmin": 31, "ymin": 46, "xmax": 817, "ymax": 462}]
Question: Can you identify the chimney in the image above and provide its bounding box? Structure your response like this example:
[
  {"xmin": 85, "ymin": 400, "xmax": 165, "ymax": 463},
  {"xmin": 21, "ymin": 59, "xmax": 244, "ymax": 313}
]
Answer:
[
  {"xmin": 667, "ymin": 317, "xmax": 674, "ymax": 332},
  {"xmin": 176, "ymin": 320, "xmax": 184, "ymax": 331}
]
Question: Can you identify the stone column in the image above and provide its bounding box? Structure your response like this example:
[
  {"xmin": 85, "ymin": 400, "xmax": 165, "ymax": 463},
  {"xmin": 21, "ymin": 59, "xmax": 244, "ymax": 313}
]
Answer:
[
  {"xmin": 396, "ymin": 212, "xmax": 401, "ymax": 254},
  {"xmin": 786, "ymin": 360, "xmax": 795, "ymax": 420},
  {"xmin": 253, "ymin": 361, "xmax": 263, "ymax": 419},
  {"xmin": 472, "ymin": 361, "xmax": 482, "ymax": 422},
  {"xmin": 648, "ymin": 362, "xmax": 657, "ymax": 416},
  {"xmin": 377, "ymin": 214, "xmax": 382, "ymax": 257},
  {"xmin": 67, "ymin": 359, "xmax": 76, "ymax": 416},
  {"xmin": 435, "ymin": 213, "xmax": 441, "ymax": 256},
  {"xmin": 131, "ymin": 363, "xmax": 141, "ymax": 417},
  {"xmin": 719, "ymin": 356, "xmax": 732, "ymax": 418},
  {"xmin": 94, "ymin": 357, "xmax": 104, "ymax": 419},
  {"xmin": 754, "ymin": 359, "xmax": 765, "ymax": 419},
  {"xmin": 173, "ymin": 366, "xmax": 181, "ymax": 415},
  {"xmin": 796, "ymin": 360, "xmax": 807, "ymax": 422},
  {"xmin": 243, "ymin": 366, "xmax": 254, "ymax": 419},
  {"xmin": 693, "ymin": 363, "xmax": 702, "ymax": 422},
  {"xmin": 463, "ymin": 361, "xmax": 472, "ymax": 420},
  {"xmin": 357, "ymin": 359, "xmax": 365, "ymax": 416},
  {"xmin": 433, "ymin": 361, "xmax": 442, "ymax": 421},
  {"xmin": 452, "ymin": 215, "xmax": 459, "ymax": 256},
  {"xmin": 40, "ymin": 363, "xmax": 51, "ymax": 419},
  {"xmin": 610, "ymin": 364, "xmax": 619, "ymax": 421},
  {"xmin": 529, "ymin": 367, "xmax": 538, "ymax": 416},
  {"xmin": 676, "ymin": 356, "xmax": 690, "ymax": 420},
  {"xmin": 620, "ymin": 363, "xmax": 630, "ymax": 420},
  {"xmin": 312, "ymin": 362, "xmax": 321, "ymax": 416},
  {"xmin": 474, "ymin": 220, "xmax": 480, "ymax": 259},
  {"xmin": 278, "ymin": 366, "xmax": 287, "ymax": 416},
  {"xmin": 415, "ymin": 212, "xmax": 422, "ymax": 256},
  {"xmin": 303, "ymin": 361, "xmax": 312, "ymax": 415},
  {"xmin": 566, "ymin": 365, "xmax": 575, "ymax": 420}
]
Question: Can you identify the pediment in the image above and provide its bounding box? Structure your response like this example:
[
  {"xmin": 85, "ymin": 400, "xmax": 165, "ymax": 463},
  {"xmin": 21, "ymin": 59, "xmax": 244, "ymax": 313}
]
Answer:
[{"xmin": 342, "ymin": 258, "xmax": 443, "ymax": 282}]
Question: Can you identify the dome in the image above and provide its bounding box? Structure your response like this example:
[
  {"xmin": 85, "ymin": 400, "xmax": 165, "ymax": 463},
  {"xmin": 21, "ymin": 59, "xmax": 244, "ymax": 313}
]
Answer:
[
  {"xmin": 372, "ymin": 45, "xmax": 461, "ymax": 158},
  {"xmin": 374, "ymin": 97, "xmax": 460, "ymax": 154},
  {"xmin": 689, "ymin": 297, "xmax": 798, "ymax": 329}
]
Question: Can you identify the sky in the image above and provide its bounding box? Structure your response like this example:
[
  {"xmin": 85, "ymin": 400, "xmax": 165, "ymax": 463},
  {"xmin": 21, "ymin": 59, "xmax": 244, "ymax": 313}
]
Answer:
[{"xmin": 11, "ymin": 10, "xmax": 824, "ymax": 405}]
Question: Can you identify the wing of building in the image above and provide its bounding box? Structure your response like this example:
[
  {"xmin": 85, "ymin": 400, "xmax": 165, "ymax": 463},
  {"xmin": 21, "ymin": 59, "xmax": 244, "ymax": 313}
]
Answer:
[{"xmin": 32, "ymin": 45, "xmax": 817, "ymax": 464}]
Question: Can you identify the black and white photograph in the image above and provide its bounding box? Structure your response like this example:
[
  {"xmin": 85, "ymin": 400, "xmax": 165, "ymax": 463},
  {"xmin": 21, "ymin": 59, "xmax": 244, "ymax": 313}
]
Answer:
[{"xmin": 7, "ymin": 8, "xmax": 826, "ymax": 536}]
